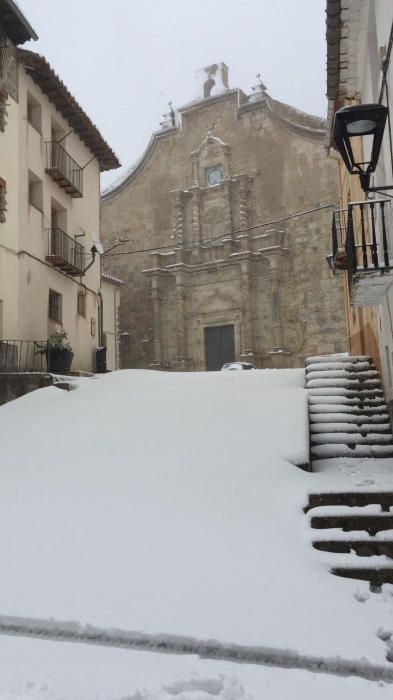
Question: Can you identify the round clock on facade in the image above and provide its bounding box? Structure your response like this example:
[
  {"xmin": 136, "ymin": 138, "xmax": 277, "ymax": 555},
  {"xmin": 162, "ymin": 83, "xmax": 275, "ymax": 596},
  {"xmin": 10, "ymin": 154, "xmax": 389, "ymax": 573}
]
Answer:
[{"xmin": 206, "ymin": 166, "xmax": 223, "ymax": 186}]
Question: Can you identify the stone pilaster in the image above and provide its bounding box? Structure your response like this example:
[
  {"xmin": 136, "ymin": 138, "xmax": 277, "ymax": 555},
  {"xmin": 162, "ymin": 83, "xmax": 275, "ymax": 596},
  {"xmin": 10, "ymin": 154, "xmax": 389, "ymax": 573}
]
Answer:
[
  {"xmin": 191, "ymin": 190, "xmax": 201, "ymax": 241},
  {"xmin": 223, "ymin": 181, "xmax": 233, "ymax": 236},
  {"xmin": 240, "ymin": 260, "xmax": 255, "ymax": 358},
  {"xmin": 271, "ymin": 273, "xmax": 284, "ymax": 349},
  {"xmin": 151, "ymin": 281, "xmax": 164, "ymax": 364},
  {"xmin": 175, "ymin": 270, "xmax": 187, "ymax": 360},
  {"xmin": 172, "ymin": 192, "xmax": 184, "ymax": 244},
  {"xmin": 239, "ymin": 179, "xmax": 249, "ymax": 231}
]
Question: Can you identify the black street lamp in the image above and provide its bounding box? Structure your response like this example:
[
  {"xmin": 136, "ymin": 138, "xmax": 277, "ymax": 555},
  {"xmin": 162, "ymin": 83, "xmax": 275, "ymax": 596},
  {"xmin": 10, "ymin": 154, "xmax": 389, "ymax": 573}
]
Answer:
[{"xmin": 333, "ymin": 103, "xmax": 390, "ymax": 192}]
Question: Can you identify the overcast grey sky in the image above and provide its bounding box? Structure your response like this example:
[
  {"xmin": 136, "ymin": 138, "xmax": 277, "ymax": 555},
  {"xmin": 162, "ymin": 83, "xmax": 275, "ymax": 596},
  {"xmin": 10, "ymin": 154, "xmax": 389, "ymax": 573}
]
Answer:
[{"xmin": 19, "ymin": 0, "xmax": 327, "ymax": 189}]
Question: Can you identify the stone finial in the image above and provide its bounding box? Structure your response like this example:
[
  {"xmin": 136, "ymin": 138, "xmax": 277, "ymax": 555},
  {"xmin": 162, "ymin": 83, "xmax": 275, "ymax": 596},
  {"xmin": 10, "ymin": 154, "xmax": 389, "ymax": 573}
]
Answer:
[
  {"xmin": 249, "ymin": 73, "xmax": 267, "ymax": 103},
  {"xmin": 159, "ymin": 101, "xmax": 176, "ymax": 130}
]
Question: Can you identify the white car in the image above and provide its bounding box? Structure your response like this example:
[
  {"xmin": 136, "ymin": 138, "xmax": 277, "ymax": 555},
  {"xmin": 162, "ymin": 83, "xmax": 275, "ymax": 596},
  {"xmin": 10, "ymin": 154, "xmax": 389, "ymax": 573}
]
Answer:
[{"xmin": 221, "ymin": 362, "xmax": 256, "ymax": 371}]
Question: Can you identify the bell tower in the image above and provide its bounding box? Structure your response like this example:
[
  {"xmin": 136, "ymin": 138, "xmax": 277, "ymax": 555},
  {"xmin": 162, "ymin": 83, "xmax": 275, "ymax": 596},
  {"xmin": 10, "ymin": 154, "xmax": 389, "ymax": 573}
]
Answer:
[{"xmin": 195, "ymin": 62, "xmax": 229, "ymax": 99}]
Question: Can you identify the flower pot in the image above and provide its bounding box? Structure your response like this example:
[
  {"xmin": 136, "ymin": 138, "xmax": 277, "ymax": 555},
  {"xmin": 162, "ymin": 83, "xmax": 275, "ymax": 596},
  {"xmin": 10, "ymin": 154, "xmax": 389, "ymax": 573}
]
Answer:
[{"xmin": 48, "ymin": 348, "xmax": 74, "ymax": 373}]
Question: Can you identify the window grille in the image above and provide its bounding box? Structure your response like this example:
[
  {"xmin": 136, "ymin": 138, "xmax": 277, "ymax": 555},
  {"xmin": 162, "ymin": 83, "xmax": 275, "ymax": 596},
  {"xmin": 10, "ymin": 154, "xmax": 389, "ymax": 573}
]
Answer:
[{"xmin": 49, "ymin": 290, "xmax": 62, "ymax": 323}]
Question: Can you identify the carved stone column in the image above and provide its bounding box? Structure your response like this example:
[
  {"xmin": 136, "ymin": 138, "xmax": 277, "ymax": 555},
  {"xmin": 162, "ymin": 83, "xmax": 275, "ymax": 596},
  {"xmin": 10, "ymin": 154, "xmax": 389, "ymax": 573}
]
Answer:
[
  {"xmin": 172, "ymin": 192, "xmax": 184, "ymax": 244},
  {"xmin": 175, "ymin": 270, "xmax": 192, "ymax": 369},
  {"xmin": 239, "ymin": 178, "xmax": 249, "ymax": 231},
  {"xmin": 240, "ymin": 260, "xmax": 255, "ymax": 361},
  {"xmin": 191, "ymin": 190, "xmax": 201, "ymax": 242},
  {"xmin": 151, "ymin": 280, "xmax": 164, "ymax": 365},
  {"xmin": 223, "ymin": 181, "xmax": 233, "ymax": 236},
  {"xmin": 271, "ymin": 273, "xmax": 284, "ymax": 349},
  {"xmin": 177, "ymin": 270, "xmax": 187, "ymax": 357}
]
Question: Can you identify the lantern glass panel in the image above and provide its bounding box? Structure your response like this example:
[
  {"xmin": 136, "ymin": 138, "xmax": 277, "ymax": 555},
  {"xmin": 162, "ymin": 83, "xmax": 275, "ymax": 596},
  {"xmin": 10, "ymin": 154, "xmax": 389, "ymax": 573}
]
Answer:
[{"xmin": 347, "ymin": 119, "xmax": 378, "ymax": 135}]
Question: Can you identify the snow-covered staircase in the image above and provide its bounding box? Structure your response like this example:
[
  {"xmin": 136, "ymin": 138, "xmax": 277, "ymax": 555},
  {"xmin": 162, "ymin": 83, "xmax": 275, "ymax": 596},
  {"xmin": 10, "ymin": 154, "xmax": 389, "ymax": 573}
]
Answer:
[
  {"xmin": 305, "ymin": 354, "xmax": 393, "ymax": 461},
  {"xmin": 305, "ymin": 491, "xmax": 393, "ymax": 593}
]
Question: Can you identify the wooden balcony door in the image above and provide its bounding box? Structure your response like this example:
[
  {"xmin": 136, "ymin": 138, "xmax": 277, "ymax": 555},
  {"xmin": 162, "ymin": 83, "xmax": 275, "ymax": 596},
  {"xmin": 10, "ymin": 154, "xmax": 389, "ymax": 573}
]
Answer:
[{"xmin": 204, "ymin": 324, "xmax": 235, "ymax": 371}]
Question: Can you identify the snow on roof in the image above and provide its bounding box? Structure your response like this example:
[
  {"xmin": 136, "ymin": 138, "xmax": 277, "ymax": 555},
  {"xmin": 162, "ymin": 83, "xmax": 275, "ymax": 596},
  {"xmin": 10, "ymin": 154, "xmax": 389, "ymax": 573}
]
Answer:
[
  {"xmin": 0, "ymin": 370, "xmax": 392, "ymax": 697},
  {"xmin": 101, "ymin": 273, "xmax": 126, "ymax": 286}
]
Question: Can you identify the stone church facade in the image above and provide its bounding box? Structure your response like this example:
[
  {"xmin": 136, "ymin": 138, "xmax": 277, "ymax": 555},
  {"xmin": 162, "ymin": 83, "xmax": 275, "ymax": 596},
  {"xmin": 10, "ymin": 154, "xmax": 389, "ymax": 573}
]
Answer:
[{"xmin": 101, "ymin": 64, "xmax": 347, "ymax": 370}]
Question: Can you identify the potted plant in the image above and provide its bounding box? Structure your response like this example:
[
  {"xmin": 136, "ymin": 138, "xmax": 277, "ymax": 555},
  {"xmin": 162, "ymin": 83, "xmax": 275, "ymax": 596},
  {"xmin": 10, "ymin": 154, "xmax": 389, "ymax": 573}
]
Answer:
[{"xmin": 47, "ymin": 331, "xmax": 74, "ymax": 373}]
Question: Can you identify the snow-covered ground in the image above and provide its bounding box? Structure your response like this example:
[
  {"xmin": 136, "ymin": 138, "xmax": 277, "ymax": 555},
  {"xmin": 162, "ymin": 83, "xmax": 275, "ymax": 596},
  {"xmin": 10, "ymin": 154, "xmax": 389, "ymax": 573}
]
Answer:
[{"xmin": 0, "ymin": 369, "xmax": 392, "ymax": 698}]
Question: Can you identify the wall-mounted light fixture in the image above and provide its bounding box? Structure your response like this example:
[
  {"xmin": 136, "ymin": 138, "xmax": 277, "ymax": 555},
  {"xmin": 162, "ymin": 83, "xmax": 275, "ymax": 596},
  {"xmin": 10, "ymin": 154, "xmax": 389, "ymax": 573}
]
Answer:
[{"xmin": 333, "ymin": 103, "xmax": 392, "ymax": 192}]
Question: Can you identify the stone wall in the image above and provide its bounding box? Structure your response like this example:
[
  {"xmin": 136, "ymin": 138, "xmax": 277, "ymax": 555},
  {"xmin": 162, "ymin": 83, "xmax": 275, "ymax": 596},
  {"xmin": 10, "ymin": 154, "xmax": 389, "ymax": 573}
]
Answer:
[{"xmin": 0, "ymin": 373, "xmax": 53, "ymax": 406}]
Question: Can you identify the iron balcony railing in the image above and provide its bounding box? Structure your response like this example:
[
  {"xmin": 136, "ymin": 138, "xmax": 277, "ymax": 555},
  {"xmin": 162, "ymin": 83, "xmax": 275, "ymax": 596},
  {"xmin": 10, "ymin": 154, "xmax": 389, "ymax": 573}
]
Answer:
[
  {"xmin": 0, "ymin": 339, "xmax": 49, "ymax": 372},
  {"xmin": 46, "ymin": 227, "xmax": 85, "ymax": 276},
  {"xmin": 45, "ymin": 141, "xmax": 83, "ymax": 197},
  {"xmin": 330, "ymin": 199, "xmax": 393, "ymax": 275}
]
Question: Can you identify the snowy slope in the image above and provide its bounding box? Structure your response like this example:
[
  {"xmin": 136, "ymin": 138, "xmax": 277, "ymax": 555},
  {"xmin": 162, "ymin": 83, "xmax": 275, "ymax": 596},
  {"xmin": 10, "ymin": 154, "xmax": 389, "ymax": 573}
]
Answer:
[{"xmin": 0, "ymin": 369, "xmax": 392, "ymax": 698}]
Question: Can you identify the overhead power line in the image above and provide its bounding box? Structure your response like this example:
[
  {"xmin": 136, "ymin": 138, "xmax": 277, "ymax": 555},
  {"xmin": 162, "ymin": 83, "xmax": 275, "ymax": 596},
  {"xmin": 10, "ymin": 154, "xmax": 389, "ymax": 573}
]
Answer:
[{"xmin": 103, "ymin": 202, "xmax": 337, "ymax": 258}]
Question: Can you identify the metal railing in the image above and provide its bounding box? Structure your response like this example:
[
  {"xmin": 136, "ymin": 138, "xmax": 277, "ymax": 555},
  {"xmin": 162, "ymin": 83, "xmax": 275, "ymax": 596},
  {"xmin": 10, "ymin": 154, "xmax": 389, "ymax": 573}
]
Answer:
[
  {"xmin": 0, "ymin": 340, "xmax": 49, "ymax": 372},
  {"xmin": 45, "ymin": 141, "xmax": 83, "ymax": 197},
  {"xmin": 330, "ymin": 199, "xmax": 392, "ymax": 275},
  {"xmin": 46, "ymin": 227, "xmax": 85, "ymax": 275}
]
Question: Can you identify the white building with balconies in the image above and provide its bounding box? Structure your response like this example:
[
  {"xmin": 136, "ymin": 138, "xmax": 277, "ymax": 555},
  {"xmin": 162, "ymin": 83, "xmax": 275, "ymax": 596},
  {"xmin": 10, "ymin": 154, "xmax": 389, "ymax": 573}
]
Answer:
[{"xmin": 0, "ymin": 0, "xmax": 120, "ymax": 372}]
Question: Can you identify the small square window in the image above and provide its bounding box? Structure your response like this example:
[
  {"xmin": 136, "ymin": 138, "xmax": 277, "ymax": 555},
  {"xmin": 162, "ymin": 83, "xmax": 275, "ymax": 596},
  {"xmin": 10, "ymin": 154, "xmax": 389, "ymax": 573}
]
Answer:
[
  {"xmin": 77, "ymin": 291, "xmax": 86, "ymax": 317},
  {"xmin": 49, "ymin": 289, "xmax": 62, "ymax": 323}
]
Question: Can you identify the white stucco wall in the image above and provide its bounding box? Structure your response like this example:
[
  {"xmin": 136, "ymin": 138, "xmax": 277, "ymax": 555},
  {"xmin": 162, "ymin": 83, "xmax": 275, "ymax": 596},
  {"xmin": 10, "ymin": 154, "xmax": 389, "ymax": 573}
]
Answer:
[{"xmin": 0, "ymin": 95, "xmax": 20, "ymax": 339}]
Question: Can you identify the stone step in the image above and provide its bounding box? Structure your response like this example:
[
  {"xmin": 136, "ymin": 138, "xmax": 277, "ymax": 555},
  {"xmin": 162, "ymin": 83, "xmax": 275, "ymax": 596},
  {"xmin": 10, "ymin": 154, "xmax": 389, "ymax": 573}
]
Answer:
[
  {"xmin": 306, "ymin": 361, "xmax": 375, "ymax": 373},
  {"xmin": 310, "ymin": 513, "xmax": 393, "ymax": 535},
  {"xmin": 308, "ymin": 387, "xmax": 384, "ymax": 397},
  {"xmin": 310, "ymin": 405, "xmax": 388, "ymax": 416},
  {"xmin": 308, "ymin": 395, "xmax": 386, "ymax": 406},
  {"xmin": 306, "ymin": 369, "xmax": 379, "ymax": 380},
  {"xmin": 311, "ymin": 432, "xmax": 393, "ymax": 445},
  {"xmin": 306, "ymin": 491, "xmax": 393, "ymax": 511},
  {"xmin": 305, "ymin": 355, "xmax": 371, "ymax": 366},
  {"xmin": 331, "ymin": 566, "xmax": 393, "ymax": 588},
  {"xmin": 307, "ymin": 378, "xmax": 381, "ymax": 389},
  {"xmin": 310, "ymin": 415, "xmax": 390, "ymax": 427},
  {"xmin": 311, "ymin": 444, "xmax": 393, "ymax": 458},
  {"xmin": 310, "ymin": 422, "xmax": 392, "ymax": 434},
  {"xmin": 313, "ymin": 539, "xmax": 393, "ymax": 558}
]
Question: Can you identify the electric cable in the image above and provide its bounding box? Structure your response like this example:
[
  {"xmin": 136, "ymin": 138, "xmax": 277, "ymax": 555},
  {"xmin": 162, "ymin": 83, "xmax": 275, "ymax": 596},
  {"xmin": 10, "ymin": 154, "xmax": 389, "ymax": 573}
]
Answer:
[{"xmin": 103, "ymin": 202, "xmax": 337, "ymax": 258}]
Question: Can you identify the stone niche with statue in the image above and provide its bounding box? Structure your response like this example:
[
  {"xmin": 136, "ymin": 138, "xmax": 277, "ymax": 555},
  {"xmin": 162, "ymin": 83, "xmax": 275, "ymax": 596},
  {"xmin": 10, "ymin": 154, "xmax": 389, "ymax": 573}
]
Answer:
[{"xmin": 101, "ymin": 63, "xmax": 347, "ymax": 370}]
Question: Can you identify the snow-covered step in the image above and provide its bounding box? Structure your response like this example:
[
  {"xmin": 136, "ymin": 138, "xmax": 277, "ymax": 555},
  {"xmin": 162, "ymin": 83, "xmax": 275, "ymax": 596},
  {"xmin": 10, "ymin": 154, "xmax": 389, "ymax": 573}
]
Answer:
[
  {"xmin": 309, "ymin": 504, "xmax": 387, "ymax": 516},
  {"xmin": 307, "ymin": 378, "xmax": 381, "ymax": 389},
  {"xmin": 310, "ymin": 414, "xmax": 390, "ymax": 427},
  {"xmin": 311, "ymin": 432, "xmax": 393, "ymax": 445},
  {"xmin": 306, "ymin": 361, "xmax": 374, "ymax": 372},
  {"xmin": 308, "ymin": 394, "xmax": 385, "ymax": 406},
  {"xmin": 311, "ymin": 443, "xmax": 393, "ymax": 459},
  {"xmin": 306, "ymin": 369, "xmax": 379, "ymax": 380},
  {"xmin": 310, "ymin": 422, "xmax": 391, "ymax": 434},
  {"xmin": 309, "ymin": 404, "xmax": 388, "ymax": 415},
  {"xmin": 313, "ymin": 539, "xmax": 393, "ymax": 558},
  {"xmin": 331, "ymin": 565, "xmax": 393, "ymax": 588},
  {"xmin": 310, "ymin": 512, "xmax": 393, "ymax": 535},
  {"xmin": 308, "ymin": 387, "xmax": 383, "ymax": 397},
  {"xmin": 305, "ymin": 354, "xmax": 370, "ymax": 366},
  {"xmin": 306, "ymin": 491, "xmax": 393, "ymax": 511}
]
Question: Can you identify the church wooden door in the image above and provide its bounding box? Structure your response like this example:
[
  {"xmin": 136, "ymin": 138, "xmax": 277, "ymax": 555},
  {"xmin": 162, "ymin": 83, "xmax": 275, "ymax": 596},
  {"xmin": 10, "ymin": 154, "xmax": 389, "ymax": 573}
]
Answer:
[{"xmin": 204, "ymin": 324, "xmax": 235, "ymax": 371}]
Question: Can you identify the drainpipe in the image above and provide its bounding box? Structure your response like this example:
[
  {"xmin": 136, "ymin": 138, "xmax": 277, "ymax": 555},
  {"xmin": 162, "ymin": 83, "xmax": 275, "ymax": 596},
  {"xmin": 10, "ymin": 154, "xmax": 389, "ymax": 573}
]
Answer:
[{"xmin": 98, "ymin": 290, "xmax": 104, "ymax": 348}]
